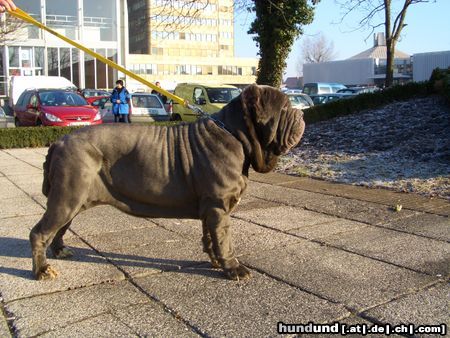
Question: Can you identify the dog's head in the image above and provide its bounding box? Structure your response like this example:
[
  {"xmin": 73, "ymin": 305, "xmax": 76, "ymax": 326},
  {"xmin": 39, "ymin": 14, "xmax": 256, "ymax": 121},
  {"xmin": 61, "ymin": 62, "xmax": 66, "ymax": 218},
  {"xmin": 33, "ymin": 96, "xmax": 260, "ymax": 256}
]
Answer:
[{"xmin": 240, "ymin": 84, "xmax": 305, "ymax": 173}]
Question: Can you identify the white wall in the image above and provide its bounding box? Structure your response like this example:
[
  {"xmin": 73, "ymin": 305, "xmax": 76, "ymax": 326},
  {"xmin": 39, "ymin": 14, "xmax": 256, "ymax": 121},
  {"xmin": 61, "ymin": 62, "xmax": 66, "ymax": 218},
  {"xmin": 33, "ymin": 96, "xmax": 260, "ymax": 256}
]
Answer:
[
  {"xmin": 303, "ymin": 58, "xmax": 374, "ymax": 86},
  {"xmin": 413, "ymin": 51, "xmax": 450, "ymax": 82}
]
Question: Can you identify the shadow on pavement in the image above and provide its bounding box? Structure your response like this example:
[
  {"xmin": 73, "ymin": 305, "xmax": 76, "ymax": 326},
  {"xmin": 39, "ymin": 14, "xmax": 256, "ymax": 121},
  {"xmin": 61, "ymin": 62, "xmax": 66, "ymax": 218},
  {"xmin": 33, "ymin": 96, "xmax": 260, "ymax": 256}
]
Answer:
[{"xmin": 0, "ymin": 236, "xmax": 226, "ymax": 281}]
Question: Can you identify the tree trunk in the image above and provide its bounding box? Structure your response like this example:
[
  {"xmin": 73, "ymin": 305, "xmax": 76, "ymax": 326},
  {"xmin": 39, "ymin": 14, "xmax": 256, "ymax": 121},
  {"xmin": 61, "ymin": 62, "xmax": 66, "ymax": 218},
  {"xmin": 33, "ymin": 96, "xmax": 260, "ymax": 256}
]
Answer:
[
  {"xmin": 256, "ymin": 40, "xmax": 290, "ymax": 88},
  {"xmin": 250, "ymin": 0, "xmax": 314, "ymax": 88},
  {"xmin": 385, "ymin": 41, "xmax": 395, "ymax": 87},
  {"xmin": 253, "ymin": 1, "xmax": 293, "ymax": 88}
]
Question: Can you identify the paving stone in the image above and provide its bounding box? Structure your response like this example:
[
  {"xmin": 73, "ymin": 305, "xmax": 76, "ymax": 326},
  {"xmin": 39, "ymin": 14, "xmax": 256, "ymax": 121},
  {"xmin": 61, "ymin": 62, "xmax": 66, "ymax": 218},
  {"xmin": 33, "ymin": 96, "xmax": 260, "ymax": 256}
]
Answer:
[
  {"xmin": 154, "ymin": 216, "xmax": 302, "ymax": 257},
  {"xmin": 152, "ymin": 218, "xmax": 203, "ymax": 240},
  {"xmin": 0, "ymin": 164, "xmax": 42, "ymax": 177},
  {"xmin": 70, "ymin": 205, "xmax": 156, "ymax": 238},
  {"xmin": 241, "ymin": 241, "xmax": 437, "ymax": 311},
  {"xmin": 0, "ymin": 177, "xmax": 28, "ymax": 200},
  {"xmin": 234, "ymin": 205, "xmax": 337, "ymax": 231},
  {"xmin": 363, "ymin": 283, "xmax": 450, "ymax": 329},
  {"xmin": 0, "ymin": 312, "xmax": 11, "ymax": 338},
  {"xmin": 3, "ymin": 148, "xmax": 46, "ymax": 161},
  {"xmin": 0, "ymin": 235, "xmax": 125, "ymax": 302},
  {"xmin": 233, "ymin": 195, "xmax": 281, "ymax": 213},
  {"xmin": 287, "ymin": 218, "xmax": 369, "ymax": 240},
  {"xmin": 278, "ymin": 178, "xmax": 449, "ymax": 215},
  {"xmin": 134, "ymin": 269, "xmax": 350, "ymax": 337},
  {"xmin": 321, "ymin": 227, "xmax": 450, "ymax": 276},
  {"xmin": 6, "ymin": 281, "xmax": 147, "ymax": 337},
  {"xmin": 84, "ymin": 226, "xmax": 206, "ymax": 277},
  {"xmin": 112, "ymin": 303, "xmax": 200, "ymax": 337},
  {"xmin": 381, "ymin": 213, "xmax": 450, "ymax": 241},
  {"xmin": 0, "ymin": 197, "xmax": 44, "ymax": 219},
  {"xmin": 247, "ymin": 182, "xmax": 417, "ymax": 225},
  {"xmin": 39, "ymin": 313, "xmax": 136, "ymax": 338},
  {"xmin": 5, "ymin": 174, "xmax": 44, "ymax": 201}
]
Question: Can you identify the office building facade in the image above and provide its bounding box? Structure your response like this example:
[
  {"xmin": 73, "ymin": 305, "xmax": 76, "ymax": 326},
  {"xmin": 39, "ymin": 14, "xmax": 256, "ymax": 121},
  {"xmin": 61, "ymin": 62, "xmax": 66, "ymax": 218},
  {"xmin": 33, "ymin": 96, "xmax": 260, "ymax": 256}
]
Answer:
[
  {"xmin": 127, "ymin": 0, "xmax": 257, "ymax": 89},
  {"xmin": 0, "ymin": 0, "xmax": 127, "ymax": 96}
]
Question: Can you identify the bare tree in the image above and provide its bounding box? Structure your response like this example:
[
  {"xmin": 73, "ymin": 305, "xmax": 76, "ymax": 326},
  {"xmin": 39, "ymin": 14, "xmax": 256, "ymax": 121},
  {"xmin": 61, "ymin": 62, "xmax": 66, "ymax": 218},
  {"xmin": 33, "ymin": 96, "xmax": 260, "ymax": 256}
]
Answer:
[
  {"xmin": 301, "ymin": 32, "xmax": 337, "ymax": 63},
  {"xmin": 0, "ymin": 13, "xmax": 28, "ymax": 46},
  {"xmin": 149, "ymin": 0, "xmax": 212, "ymax": 32},
  {"xmin": 336, "ymin": 0, "xmax": 435, "ymax": 87}
]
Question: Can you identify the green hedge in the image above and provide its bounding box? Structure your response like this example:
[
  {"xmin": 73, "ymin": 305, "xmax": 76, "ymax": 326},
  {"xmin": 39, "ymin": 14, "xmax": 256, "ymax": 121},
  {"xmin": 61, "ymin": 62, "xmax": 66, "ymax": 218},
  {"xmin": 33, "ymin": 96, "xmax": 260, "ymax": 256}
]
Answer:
[
  {"xmin": 429, "ymin": 67, "xmax": 450, "ymax": 104},
  {"xmin": 0, "ymin": 126, "xmax": 79, "ymax": 149},
  {"xmin": 0, "ymin": 121, "xmax": 179, "ymax": 149},
  {"xmin": 303, "ymin": 81, "xmax": 431, "ymax": 124}
]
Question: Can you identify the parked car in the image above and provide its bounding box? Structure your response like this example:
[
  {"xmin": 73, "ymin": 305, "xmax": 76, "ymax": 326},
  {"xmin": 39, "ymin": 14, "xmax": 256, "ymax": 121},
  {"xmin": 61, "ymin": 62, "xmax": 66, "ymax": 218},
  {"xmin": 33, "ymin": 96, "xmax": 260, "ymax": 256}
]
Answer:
[
  {"xmin": 0, "ymin": 107, "xmax": 14, "ymax": 128},
  {"xmin": 283, "ymin": 88, "xmax": 303, "ymax": 94},
  {"xmin": 302, "ymin": 82, "xmax": 347, "ymax": 95},
  {"xmin": 88, "ymin": 92, "xmax": 169, "ymax": 123},
  {"xmin": 336, "ymin": 87, "xmax": 379, "ymax": 95},
  {"xmin": 308, "ymin": 93, "xmax": 350, "ymax": 105},
  {"xmin": 81, "ymin": 88, "xmax": 111, "ymax": 98},
  {"xmin": 13, "ymin": 89, "xmax": 102, "ymax": 127},
  {"xmin": 172, "ymin": 83, "xmax": 241, "ymax": 121},
  {"xmin": 286, "ymin": 93, "xmax": 314, "ymax": 109},
  {"xmin": 9, "ymin": 75, "xmax": 77, "ymax": 108}
]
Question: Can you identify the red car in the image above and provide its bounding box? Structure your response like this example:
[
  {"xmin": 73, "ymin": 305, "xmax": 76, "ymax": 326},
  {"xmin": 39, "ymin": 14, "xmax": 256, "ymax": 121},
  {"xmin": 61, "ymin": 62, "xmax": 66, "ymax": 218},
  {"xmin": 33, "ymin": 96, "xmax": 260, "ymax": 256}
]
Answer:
[{"xmin": 14, "ymin": 89, "xmax": 102, "ymax": 127}]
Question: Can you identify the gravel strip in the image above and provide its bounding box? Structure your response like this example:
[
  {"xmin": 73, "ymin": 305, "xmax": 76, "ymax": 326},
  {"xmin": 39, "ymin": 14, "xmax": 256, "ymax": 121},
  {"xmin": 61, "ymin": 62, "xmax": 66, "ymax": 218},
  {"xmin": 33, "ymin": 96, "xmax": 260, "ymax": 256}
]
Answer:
[{"xmin": 278, "ymin": 96, "xmax": 450, "ymax": 200}]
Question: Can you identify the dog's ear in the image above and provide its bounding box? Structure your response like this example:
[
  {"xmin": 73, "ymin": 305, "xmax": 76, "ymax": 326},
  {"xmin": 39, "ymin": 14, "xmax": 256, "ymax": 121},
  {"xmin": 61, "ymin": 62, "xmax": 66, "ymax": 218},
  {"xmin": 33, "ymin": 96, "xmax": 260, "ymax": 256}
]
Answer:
[{"xmin": 240, "ymin": 85, "xmax": 305, "ymax": 173}]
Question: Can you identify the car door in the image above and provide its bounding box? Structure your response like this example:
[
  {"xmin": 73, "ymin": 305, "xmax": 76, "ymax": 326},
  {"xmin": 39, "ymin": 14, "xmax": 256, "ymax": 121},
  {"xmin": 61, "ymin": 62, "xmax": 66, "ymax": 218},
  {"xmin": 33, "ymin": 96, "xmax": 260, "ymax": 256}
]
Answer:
[
  {"xmin": 25, "ymin": 94, "xmax": 40, "ymax": 125},
  {"xmin": 14, "ymin": 91, "xmax": 31, "ymax": 125}
]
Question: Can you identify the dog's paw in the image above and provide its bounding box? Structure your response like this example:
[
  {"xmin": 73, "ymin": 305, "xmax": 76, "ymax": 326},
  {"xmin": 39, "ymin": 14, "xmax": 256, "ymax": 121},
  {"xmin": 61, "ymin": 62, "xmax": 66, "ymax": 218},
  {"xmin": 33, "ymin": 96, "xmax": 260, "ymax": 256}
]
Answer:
[
  {"xmin": 225, "ymin": 264, "xmax": 252, "ymax": 281},
  {"xmin": 53, "ymin": 247, "xmax": 74, "ymax": 259},
  {"xmin": 36, "ymin": 264, "xmax": 59, "ymax": 281},
  {"xmin": 210, "ymin": 258, "xmax": 221, "ymax": 269}
]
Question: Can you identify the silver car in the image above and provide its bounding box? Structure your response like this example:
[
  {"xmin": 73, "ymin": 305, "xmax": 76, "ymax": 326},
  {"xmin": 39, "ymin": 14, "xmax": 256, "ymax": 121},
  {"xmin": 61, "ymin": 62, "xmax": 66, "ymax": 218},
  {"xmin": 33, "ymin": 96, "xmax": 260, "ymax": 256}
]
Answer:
[
  {"xmin": 287, "ymin": 93, "xmax": 314, "ymax": 109},
  {"xmin": 90, "ymin": 93, "xmax": 170, "ymax": 123}
]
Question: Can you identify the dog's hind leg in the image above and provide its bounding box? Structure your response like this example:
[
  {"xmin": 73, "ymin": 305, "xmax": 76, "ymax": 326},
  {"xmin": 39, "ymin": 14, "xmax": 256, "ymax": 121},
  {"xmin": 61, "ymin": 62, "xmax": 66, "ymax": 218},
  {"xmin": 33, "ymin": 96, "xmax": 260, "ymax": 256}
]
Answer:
[
  {"xmin": 202, "ymin": 206, "xmax": 251, "ymax": 281},
  {"xmin": 50, "ymin": 221, "xmax": 74, "ymax": 259},
  {"xmin": 201, "ymin": 221, "xmax": 220, "ymax": 268},
  {"xmin": 30, "ymin": 210, "xmax": 77, "ymax": 280}
]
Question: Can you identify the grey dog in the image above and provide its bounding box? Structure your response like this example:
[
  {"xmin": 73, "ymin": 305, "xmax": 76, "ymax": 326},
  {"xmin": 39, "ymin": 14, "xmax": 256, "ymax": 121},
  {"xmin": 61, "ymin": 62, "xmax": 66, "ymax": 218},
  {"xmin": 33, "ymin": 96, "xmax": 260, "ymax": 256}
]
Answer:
[{"xmin": 30, "ymin": 84, "xmax": 305, "ymax": 281}]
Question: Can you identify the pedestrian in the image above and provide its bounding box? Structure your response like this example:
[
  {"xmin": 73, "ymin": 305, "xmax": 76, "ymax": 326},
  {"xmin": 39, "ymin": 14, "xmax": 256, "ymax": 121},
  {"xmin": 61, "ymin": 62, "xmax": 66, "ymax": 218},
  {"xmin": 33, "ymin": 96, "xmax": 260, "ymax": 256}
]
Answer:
[
  {"xmin": 0, "ymin": 0, "xmax": 16, "ymax": 12},
  {"xmin": 151, "ymin": 81, "xmax": 167, "ymax": 104},
  {"xmin": 110, "ymin": 80, "xmax": 131, "ymax": 123}
]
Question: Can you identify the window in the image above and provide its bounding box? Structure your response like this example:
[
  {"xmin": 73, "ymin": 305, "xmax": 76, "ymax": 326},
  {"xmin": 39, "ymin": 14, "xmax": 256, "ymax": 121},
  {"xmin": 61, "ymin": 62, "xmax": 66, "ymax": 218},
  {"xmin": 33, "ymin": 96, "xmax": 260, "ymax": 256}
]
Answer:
[
  {"xmin": 47, "ymin": 48, "xmax": 59, "ymax": 76},
  {"xmin": 29, "ymin": 94, "xmax": 38, "ymax": 108},
  {"xmin": 9, "ymin": 47, "xmax": 19, "ymax": 67}
]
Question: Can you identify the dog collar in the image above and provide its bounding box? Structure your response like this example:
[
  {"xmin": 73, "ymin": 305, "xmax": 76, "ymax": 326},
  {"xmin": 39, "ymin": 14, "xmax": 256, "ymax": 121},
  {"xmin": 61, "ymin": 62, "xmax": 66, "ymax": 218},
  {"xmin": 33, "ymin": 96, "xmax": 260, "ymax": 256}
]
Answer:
[{"xmin": 209, "ymin": 117, "xmax": 235, "ymax": 135}]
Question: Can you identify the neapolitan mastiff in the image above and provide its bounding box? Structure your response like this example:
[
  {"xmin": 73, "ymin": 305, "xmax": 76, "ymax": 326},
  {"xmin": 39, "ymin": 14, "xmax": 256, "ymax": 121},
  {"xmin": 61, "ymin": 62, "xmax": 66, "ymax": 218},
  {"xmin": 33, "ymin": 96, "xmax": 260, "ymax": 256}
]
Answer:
[{"xmin": 30, "ymin": 84, "xmax": 305, "ymax": 281}]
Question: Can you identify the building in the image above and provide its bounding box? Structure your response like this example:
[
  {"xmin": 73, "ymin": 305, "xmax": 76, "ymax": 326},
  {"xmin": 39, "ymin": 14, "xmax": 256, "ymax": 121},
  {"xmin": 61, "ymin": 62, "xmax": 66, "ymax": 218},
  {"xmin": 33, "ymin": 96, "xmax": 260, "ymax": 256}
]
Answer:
[
  {"xmin": 303, "ymin": 33, "xmax": 412, "ymax": 87},
  {"xmin": 126, "ymin": 0, "xmax": 257, "ymax": 90},
  {"xmin": 0, "ymin": 0, "xmax": 128, "ymax": 97},
  {"xmin": 283, "ymin": 76, "xmax": 303, "ymax": 89},
  {"xmin": 412, "ymin": 50, "xmax": 450, "ymax": 82}
]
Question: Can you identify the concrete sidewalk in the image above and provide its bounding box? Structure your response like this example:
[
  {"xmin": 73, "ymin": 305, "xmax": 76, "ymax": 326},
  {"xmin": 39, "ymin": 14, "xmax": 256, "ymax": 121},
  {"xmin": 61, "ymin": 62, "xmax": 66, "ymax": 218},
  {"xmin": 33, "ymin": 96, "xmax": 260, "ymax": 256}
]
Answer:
[{"xmin": 0, "ymin": 147, "xmax": 448, "ymax": 337}]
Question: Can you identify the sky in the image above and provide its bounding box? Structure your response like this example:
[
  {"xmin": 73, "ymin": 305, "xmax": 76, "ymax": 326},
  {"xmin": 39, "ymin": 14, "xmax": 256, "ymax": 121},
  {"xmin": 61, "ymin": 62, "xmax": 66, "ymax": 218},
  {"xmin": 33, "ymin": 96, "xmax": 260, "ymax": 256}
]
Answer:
[{"xmin": 234, "ymin": 0, "xmax": 450, "ymax": 79}]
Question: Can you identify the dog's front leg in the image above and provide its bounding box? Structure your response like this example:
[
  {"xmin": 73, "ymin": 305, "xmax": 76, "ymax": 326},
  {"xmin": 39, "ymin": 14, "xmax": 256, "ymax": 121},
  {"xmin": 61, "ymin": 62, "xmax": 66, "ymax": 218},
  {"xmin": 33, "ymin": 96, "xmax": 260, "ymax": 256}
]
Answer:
[{"xmin": 202, "ymin": 207, "xmax": 251, "ymax": 281}]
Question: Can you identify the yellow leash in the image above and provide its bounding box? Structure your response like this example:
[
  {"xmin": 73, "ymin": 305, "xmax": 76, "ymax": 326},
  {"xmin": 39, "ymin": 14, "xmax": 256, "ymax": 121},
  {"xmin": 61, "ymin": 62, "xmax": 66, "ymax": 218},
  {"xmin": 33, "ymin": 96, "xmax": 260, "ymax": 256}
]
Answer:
[{"xmin": 8, "ymin": 7, "xmax": 199, "ymax": 110}]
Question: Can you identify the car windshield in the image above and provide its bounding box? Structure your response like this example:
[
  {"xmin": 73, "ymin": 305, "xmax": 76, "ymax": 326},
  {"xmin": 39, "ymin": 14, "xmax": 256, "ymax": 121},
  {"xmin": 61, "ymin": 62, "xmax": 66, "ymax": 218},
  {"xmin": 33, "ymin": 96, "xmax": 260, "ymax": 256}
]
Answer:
[
  {"xmin": 206, "ymin": 88, "xmax": 240, "ymax": 104},
  {"xmin": 131, "ymin": 95, "xmax": 163, "ymax": 109},
  {"xmin": 39, "ymin": 91, "xmax": 87, "ymax": 106},
  {"xmin": 288, "ymin": 95, "xmax": 310, "ymax": 106}
]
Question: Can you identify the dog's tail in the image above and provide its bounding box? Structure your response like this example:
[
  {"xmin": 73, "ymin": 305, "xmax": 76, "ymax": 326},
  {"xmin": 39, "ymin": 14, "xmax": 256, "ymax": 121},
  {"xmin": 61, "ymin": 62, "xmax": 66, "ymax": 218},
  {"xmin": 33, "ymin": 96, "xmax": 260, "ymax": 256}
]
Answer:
[{"xmin": 42, "ymin": 142, "xmax": 58, "ymax": 197}]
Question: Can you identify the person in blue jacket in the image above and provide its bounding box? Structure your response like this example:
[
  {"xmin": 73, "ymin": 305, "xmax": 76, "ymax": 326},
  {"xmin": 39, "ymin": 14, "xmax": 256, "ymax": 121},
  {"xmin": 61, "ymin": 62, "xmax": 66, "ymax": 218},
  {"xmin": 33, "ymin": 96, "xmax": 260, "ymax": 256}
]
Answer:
[{"xmin": 110, "ymin": 80, "xmax": 130, "ymax": 123}]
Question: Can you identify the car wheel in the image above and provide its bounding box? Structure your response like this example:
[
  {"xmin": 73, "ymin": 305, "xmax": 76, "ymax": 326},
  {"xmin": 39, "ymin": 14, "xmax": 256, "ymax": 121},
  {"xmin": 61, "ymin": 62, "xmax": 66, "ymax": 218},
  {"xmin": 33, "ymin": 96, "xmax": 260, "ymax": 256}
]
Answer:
[
  {"xmin": 14, "ymin": 117, "xmax": 21, "ymax": 127},
  {"xmin": 171, "ymin": 114, "xmax": 182, "ymax": 121},
  {"xmin": 36, "ymin": 119, "xmax": 43, "ymax": 127}
]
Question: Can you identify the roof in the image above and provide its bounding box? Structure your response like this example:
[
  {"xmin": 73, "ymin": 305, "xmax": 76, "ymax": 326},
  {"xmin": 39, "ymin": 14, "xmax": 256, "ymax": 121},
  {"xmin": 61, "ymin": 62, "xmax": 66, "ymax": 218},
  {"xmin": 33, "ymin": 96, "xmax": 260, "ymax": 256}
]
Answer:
[
  {"xmin": 284, "ymin": 77, "xmax": 302, "ymax": 88},
  {"xmin": 349, "ymin": 45, "xmax": 410, "ymax": 60}
]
